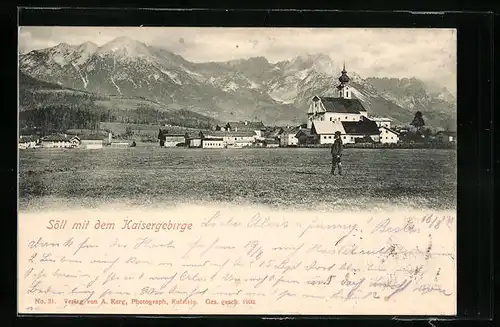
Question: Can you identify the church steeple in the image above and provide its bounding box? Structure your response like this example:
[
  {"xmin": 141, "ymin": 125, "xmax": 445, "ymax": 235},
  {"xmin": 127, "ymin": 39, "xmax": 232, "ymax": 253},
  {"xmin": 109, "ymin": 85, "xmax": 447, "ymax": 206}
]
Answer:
[{"xmin": 336, "ymin": 61, "xmax": 351, "ymax": 99}]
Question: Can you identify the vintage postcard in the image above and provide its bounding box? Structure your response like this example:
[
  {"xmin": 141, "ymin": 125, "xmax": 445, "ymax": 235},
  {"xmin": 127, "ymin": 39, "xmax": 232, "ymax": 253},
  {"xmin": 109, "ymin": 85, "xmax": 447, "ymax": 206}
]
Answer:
[{"xmin": 17, "ymin": 27, "xmax": 457, "ymax": 315}]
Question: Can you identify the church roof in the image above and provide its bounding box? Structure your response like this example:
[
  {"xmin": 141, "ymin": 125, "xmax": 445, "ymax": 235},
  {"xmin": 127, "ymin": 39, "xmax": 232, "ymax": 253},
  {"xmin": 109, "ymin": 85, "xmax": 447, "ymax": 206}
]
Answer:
[
  {"xmin": 318, "ymin": 97, "xmax": 366, "ymax": 114},
  {"xmin": 311, "ymin": 121, "xmax": 345, "ymax": 135},
  {"xmin": 341, "ymin": 117, "xmax": 380, "ymax": 135}
]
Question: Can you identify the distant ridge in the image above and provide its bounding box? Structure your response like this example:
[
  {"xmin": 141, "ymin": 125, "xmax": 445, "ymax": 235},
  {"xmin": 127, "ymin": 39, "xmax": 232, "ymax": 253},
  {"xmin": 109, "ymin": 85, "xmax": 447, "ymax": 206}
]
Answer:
[{"xmin": 19, "ymin": 37, "xmax": 456, "ymax": 129}]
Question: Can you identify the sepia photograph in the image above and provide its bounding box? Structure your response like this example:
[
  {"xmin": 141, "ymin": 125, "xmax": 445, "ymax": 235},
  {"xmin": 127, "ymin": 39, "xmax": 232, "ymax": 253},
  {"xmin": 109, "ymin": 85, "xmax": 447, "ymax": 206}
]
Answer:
[
  {"xmin": 18, "ymin": 27, "xmax": 457, "ymax": 315},
  {"xmin": 18, "ymin": 27, "xmax": 456, "ymax": 211}
]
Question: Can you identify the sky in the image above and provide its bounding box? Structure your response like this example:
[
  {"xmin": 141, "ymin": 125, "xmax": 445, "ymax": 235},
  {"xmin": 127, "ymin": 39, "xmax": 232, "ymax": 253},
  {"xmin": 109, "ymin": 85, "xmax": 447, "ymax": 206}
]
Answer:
[{"xmin": 19, "ymin": 27, "xmax": 457, "ymax": 94}]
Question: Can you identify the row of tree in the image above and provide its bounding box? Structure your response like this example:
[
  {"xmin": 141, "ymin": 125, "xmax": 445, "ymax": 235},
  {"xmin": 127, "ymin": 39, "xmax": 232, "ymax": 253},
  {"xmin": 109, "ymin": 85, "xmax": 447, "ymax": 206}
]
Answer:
[
  {"xmin": 19, "ymin": 103, "xmax": 221, "ymax": 135},
  {"xmin": 19, "ymin": 105, "xmax": 116, "ymax": 132}
]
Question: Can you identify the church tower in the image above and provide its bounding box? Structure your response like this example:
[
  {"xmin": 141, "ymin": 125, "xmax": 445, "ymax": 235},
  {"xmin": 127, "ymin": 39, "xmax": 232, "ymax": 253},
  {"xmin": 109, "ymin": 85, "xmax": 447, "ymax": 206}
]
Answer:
[{"xmin": 337, "ymin": 62, "xmax": 351, "ymax": 99}]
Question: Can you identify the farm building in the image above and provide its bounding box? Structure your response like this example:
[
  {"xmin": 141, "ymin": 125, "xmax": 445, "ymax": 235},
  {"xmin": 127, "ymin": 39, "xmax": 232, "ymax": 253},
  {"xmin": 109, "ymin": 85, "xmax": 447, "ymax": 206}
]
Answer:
[
  {"xmin": 311, "ymin": 121, "xmax": 345, "ymax": 144},
  {"xmin": 157, "ymin": 129, "xmax": 186, "ymax": 147},
  {"xmin": 379, "ymin": 126, "xmax": 400, "ymax": 144},
  {"xmin": 202, "ymin": 138, "xmax": 224, "ymax": 148},
  {"xmin": 205, "ymin": 131, "xmax": 256, "ymax": 147},
  {"xmin": 435, "ymin": 131, "xmax": 457, "ymax": 143},
  {"xmin": 279, "ymin": 126, "xmax": 300, "ymax": 147},
  {"xmin": 80, "ymin": 135, "xmax": 104, "ymax": 149},
  {"xmin": 18, "ymin": 135, "xmax": 40, "ymax": 149},
  {"xmin": 371, "ymin": 117, "xmax": 393, "ymax": 129},
  {"xmin": 40, "ymin": 134, "xmax": 80, "ymax": 148},
  {"xmin": 295, "ymin": 129, "xmax": 316, "ymax": 145},
  {"xmin": 267, "ymin": 127, "xmax": 284, "ymax": 140},
  {"xmin": 185, "ymin": 131, "xmax": 204, "ymax": 148}
]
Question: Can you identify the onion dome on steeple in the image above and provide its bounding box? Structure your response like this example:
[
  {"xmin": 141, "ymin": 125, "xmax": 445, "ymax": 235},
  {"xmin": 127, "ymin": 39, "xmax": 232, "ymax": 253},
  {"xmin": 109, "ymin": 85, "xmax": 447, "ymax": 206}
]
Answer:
[{"xmin": 338, "ymin": 62, "xmax": 350, "ymax": 84}]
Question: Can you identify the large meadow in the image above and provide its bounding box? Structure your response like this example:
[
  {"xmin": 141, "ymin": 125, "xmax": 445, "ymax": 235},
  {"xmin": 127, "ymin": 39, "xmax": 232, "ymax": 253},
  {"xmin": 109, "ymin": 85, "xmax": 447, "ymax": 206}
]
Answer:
[{"xmin": 18, "ymin": 145, "xmax": 456, "ymax": 212}]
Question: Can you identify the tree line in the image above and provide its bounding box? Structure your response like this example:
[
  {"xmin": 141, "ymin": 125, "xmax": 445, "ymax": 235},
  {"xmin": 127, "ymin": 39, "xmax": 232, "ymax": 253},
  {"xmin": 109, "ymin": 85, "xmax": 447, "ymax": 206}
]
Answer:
[{"xmin": 19, "ymin": 104, "xmax": 116, "ymax": 133}]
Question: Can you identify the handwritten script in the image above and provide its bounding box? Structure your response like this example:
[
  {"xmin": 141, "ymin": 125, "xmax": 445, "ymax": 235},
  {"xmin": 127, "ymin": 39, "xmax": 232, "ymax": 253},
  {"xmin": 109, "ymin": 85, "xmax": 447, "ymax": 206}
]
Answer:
[{"xmin": 18, "ymin": 206, "xmax": 456, "ymax": 315}]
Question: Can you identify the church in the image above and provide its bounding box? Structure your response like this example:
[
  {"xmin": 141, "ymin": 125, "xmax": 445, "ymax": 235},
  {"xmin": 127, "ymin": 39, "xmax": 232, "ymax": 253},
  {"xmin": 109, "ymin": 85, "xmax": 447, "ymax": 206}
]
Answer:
[{"xmin": 307, "ymin": 64, "xmax": 381, "ymax": 144}]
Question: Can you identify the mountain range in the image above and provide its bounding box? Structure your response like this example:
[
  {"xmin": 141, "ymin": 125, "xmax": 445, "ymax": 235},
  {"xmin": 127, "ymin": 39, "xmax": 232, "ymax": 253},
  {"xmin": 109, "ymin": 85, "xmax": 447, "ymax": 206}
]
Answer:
[{"xmin": 19, "ymin": 36, "xmax": 457, "ymax": 130}]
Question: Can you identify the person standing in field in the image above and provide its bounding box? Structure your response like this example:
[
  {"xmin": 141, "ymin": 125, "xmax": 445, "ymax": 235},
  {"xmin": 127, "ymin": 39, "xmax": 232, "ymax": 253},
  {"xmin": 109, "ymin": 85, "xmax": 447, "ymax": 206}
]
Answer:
[{"xmin": 331, "ymin": 131, "xmax": 343, "ymax": 175}]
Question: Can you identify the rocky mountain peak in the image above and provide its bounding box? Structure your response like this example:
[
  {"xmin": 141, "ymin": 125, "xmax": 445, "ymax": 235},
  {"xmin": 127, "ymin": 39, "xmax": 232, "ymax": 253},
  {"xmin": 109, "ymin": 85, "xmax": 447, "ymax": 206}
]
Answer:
[{"xmin": 96, "ymin": 36, "xmax": 151, "ymax": 58}]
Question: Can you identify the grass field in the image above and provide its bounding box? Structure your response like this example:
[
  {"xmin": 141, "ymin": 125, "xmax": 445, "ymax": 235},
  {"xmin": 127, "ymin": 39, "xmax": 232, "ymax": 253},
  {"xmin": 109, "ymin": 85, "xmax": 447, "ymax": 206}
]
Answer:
[{"xmin": 18, "ymin": 145, "xmax": 456, "ymax": 212}]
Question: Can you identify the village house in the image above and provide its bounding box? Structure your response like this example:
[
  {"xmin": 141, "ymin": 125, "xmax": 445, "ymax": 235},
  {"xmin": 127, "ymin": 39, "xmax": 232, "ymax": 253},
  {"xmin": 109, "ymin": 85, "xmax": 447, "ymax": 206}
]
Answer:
[
  {"xmin": 18, "ymin": 135, "xmax": 40, "ymax": 149},
  {"xmin": 310, "ymin": 120, "xmax": 345, "ymax": 144},
  {"xmin": 267, "ymin": 127, "xmax": 284, "ymax": 141},
  {"xmin": 157, "ymin": 129, "xmax": 185, "ymax": 147},
  {"xmin": 435, "ymin": 130, "xmax": 457, "ymax": 143},
  {"xmin": 379, "ymin": 126, "xmax": 400, "ymax": 144},
  {"xmin": 202, "ymin": 138, "xmax": 224, "ymax": 148},
  {"xmin": 295, "ymin": 128, "xmax": 316, "ymax": 145},
  {"xmin": 185, "ymin": 131, "xmax": 204, "ymax": 148},
  {"xmin": 40, "ymin": 134, "xmax": 80, "ymax": 148},
  {"xmin": 371, "ymin": 117, "xmax": 393, "ymax": 129},
  {"xmin": 80, "ymin": 135, "xmax": 104, "ymax": 149},
  {"xmin": 205, "ymin": 131, "xmax": 256, "ymax": 147},
  {"xmin": 279, "ymin": 126, "xmax": 301, "ymax": 147}
]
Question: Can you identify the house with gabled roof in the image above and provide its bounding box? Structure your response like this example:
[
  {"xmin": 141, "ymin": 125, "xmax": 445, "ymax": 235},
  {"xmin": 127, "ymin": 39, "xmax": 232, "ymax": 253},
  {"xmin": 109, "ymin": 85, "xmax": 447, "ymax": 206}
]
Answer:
[
  {"xmin": 435, "ymin": 130, "xmax": 457, "ymax": 143},
  {"xmin": 279, "ymin": 126, "xmax": 301, "ymax": 147},
  {"xmin": 202, "ymin": 137, "xmax": 224, "ymax": 148},
  {"xmin": 295, "ymin": 128, "xmax": 316, "ymax": 145},
  {"xmin": 379, "ymin": 126, "xmax": 400, "ymax": 144},
  {"xmin": 157, "ymin": 129, "xmax": 186, "ymax": 147},
  {"xmin": 40, "ymin": 134, "xmax": 80, "ymax": 148},
  {"xmin": 310, "ymin": 120, "xmax": 345, "ymax": 144},
  {"xmin": 18, "ymin": 135, "xmax": 40, "ymax": 149},
  {"xmin": 371, "ymin": 117, "xmax": 393, "ymax": 129},
  {"xmin": 79, "ymin": 134, "xmax": 104, "ymax": 149},
  {"xmin": 205, "ymin": 130, "xmax": 256, "ymax": 147}
]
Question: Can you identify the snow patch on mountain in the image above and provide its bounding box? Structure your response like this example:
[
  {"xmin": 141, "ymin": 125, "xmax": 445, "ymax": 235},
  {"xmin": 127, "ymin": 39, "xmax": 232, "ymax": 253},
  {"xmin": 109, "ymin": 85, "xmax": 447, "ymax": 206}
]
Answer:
[
  {"xmin": 269, "ymin": 85, "xmax": 297, "ymax": 104},
  {"xmin": 349, "ymin": 87, "xmax": 371, "ymax": 105},
  {"xmin": 97, "ymin": 36, "xmax": 151, "ymax": 59},
  {"xmin": 181, "ymin": 65, "xmax": 204, "ymax": 82},
  {"xmin": 51, "ymin": 53, "xmax": 68, "ymax": 67},
  {"xmin": 161, "ymin": 69, "xmax": 182, "ymax": 85},
  {"xmin": 110, "ymin": 76, "xmax": 122, "ymax": 95},
  {"xmin": 295, "ymin": 69, "xmax": 311, "ymax": 80},
  {"xmin": 72, "ymin": 63, "xmax": 89, "ymax": 88},
  {"xmin": 223, "ymin": 81, "xmax": 239, "ymax": 92}
]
